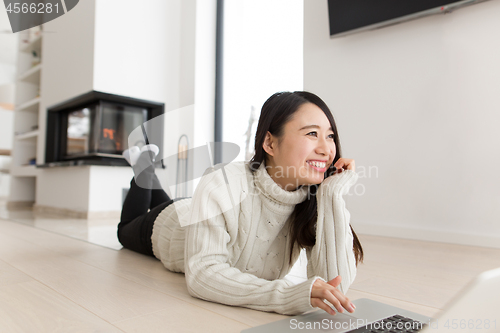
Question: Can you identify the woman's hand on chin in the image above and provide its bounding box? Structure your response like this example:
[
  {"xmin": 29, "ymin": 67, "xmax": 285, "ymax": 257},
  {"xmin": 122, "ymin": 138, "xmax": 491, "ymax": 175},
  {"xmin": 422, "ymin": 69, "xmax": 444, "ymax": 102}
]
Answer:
[
  {"xmin": 333, "ymin": 158, "xmax": 355, "ymax": 174},
  {"xmin": 310, "ymin": 276, "xmax": 356, "ymax": 315}
]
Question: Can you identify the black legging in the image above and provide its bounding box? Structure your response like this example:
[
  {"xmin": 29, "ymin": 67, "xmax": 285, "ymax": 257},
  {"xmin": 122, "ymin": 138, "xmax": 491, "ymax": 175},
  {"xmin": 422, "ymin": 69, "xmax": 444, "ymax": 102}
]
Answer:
[{"xmin": 117, "ymin": 151, "xmax": 187, "ymax": 257}]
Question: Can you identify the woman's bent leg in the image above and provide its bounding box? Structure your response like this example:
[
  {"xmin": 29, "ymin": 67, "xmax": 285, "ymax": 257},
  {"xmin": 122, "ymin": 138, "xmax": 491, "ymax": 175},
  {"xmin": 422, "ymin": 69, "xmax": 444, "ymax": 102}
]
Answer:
[
  {"xmin": 117, "ymin": 199, "xmax": 173, "ymax": 257},
  {"xmin": 120, "ymin": 175, "xmax": 152, "ymax": 225},
  {"xmin": 118, "ymin": 151, "xmax": 169, "ymax": 256},
  {"xmin": 119, "ymin": 151, "xmax": 167, "ymax": 223},
  {"xmin": 150, "ymin": 173, "xmax": 171, "ymax": 209}
]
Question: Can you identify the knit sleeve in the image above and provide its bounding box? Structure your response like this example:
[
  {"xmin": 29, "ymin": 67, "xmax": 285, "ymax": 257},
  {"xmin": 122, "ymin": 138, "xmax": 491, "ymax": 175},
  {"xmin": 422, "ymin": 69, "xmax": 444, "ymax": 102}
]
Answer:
[
  {"xmin": 184, "ymin": 166, "xmax": 321, "ymax": 315},
  {"xmin": 306, "ymin": 170, "xmax": 359, "ymax": 295}
]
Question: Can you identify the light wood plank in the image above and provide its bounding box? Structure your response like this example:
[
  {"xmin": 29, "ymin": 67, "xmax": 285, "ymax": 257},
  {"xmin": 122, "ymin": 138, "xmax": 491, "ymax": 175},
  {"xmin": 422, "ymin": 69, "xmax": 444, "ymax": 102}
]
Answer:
[
  {"xmin": 114, "ymin": 299, "xmax": 250, "ymax": 333},
  {"xmin": 0, "ymin": 229, "xmax": 216, "ymax": 325},
  {"xmin": 0, "ymin": 281, "xmax": 123, "ymax": 333},
  {"xmin": 0, "ymin": 259, "xmax": 33, "ymax": 287}
]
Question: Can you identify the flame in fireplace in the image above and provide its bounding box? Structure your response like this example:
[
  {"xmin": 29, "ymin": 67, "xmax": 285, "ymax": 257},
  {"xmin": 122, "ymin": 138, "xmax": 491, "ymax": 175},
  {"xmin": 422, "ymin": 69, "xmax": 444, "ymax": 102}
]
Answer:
[
  {"xmin": 103, "ymin": 128, "xmax": 115, "ymax": 140},
  {"xmin": 103, "ymin": 128, "xmax": 121, "ymax": 151}
]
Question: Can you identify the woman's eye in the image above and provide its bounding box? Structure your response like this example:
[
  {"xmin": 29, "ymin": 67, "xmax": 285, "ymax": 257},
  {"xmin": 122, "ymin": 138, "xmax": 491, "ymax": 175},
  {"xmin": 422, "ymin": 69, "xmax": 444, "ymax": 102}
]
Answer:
[{"xmin": 307, "ymin": 132, "xmax": 335, "ymax": 139}]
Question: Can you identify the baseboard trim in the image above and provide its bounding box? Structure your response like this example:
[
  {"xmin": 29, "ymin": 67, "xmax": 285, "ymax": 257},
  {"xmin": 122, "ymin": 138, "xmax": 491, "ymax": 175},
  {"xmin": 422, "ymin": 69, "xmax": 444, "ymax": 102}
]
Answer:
[
  {"xmin": 7, "ymin": 201, "xmax": 34, "ymax": 210},
  {"xmin": 33, "ymin": 204, "xmax": 120, "ymax": 220},
  {"xmin": 353, "ymin": 223, "xmax": 500, "ymax": 249}
]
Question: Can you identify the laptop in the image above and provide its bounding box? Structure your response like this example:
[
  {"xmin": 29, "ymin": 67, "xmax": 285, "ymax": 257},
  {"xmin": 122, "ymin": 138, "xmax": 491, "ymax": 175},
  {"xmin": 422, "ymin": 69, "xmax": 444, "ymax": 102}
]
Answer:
[{"xmin": 242, "ymin": 267, "xmax": 500, "ymax": 332}]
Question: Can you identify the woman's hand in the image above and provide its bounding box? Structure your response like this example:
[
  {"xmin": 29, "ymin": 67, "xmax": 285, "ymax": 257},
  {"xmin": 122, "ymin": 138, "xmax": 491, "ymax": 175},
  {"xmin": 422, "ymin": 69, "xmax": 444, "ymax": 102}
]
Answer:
[
  {"xmin": 333, "ymin": 158, "xmax": 355, "ymax": 174},
  {"xmin": 310, "ymin": 276, "xmax": 356, "ymax": 315}
]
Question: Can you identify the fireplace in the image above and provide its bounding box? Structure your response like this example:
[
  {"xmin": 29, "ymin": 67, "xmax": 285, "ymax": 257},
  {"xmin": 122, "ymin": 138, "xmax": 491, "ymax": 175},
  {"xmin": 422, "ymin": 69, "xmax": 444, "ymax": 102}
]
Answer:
[{"xmin": 44, "ymin": 91, "xmax": 164, "ymax": 167}]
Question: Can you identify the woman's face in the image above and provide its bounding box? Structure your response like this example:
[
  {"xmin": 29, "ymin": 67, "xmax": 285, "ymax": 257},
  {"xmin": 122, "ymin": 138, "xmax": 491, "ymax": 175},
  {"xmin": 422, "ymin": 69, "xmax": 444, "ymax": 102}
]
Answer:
[{"xmin": 264, "ymin": 102, "xmax": 336, "ymax": 190}]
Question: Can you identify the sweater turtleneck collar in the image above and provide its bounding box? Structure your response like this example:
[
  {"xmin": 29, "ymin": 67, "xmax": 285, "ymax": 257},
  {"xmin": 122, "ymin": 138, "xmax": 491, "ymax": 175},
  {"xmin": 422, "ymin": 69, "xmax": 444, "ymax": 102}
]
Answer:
[{"xmin": 252, "ymin": 161, "xmax": 309, "ymax": 206}]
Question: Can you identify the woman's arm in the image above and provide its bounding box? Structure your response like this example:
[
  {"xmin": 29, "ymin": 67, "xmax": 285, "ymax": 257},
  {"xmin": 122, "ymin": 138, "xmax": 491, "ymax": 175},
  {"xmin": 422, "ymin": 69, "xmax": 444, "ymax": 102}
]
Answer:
[
  {"xmin": 306, "ymin": 169, "xmax": 359, "ymax": 294},
  {"xmin": 184, "ymin": 166, "xmax": 323, "ymax": 315}
]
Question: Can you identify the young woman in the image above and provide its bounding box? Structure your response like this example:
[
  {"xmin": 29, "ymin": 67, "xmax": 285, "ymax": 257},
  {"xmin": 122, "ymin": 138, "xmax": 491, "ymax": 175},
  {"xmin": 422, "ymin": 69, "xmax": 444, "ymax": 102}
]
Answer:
[{"xmin": 118, "ymin": 91, "xmax": 363, "ymax": 316}]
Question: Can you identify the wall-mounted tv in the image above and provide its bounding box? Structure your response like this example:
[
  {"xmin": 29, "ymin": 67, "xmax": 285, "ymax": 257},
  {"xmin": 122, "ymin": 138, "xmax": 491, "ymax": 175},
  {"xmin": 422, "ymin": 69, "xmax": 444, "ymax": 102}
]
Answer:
[{"xmin": 328, "ymin": 0, "xmax": 490, "ymax": 38}]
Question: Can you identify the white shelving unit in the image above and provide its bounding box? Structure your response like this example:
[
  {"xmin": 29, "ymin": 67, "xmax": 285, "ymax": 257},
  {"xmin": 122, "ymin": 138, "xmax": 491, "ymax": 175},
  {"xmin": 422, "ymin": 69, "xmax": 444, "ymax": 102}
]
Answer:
[
  {"xmin": 18, "ymin": 63, "xmax": 42, "ymax": 83},
  {"xmin": 9, "ymin": 27, "xmax": 43, "ymax": 207},
  {"xmin": 15, "ymin": 129, "xmax": 40, "ymax": 141},
  {"xmin": 17, "ymin": 96, "xmax": 41, "ymax": 112}
]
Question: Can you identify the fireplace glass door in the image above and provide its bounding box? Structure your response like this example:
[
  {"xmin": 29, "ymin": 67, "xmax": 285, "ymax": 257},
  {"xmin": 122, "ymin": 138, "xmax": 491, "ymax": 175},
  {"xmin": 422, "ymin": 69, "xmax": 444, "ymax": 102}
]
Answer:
[
  {"xmin": 66, "ymin": 106, "xmax": 94, "ymax": 157},
  {"xmin": 64, "ymin": 102, "xmax": 147, "ymax": 159},
  {"xmin": 98, "ymin": 102, "xmax": 147, "ymax": 155}
]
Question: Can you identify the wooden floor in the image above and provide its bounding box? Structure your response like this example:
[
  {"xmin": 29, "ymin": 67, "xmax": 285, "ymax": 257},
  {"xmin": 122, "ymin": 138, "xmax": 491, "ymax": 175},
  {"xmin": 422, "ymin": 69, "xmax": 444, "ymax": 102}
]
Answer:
[{"xmin": 1, "ymin": 216, "xmax": 499, "ymax": 332}]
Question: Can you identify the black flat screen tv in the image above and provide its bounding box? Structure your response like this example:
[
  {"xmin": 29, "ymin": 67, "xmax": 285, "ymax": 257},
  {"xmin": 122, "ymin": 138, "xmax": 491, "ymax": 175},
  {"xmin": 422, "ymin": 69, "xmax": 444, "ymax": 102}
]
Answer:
[{"xmin": 328, "ymin": 0, "xmax": 490, "ymax": 38}]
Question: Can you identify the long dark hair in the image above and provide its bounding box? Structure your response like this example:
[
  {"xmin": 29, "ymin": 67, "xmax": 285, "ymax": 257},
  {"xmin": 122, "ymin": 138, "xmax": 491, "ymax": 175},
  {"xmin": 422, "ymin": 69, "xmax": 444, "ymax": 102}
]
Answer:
[{"xmin": 249, "ymin": 91, "xmax": 364, "ymax": 266}]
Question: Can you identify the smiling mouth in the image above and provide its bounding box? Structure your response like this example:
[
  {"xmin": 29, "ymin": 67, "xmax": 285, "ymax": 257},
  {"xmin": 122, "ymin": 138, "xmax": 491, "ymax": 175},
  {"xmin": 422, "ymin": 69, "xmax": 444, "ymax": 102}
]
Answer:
[{"xmin": 306, "ymin": 160, "xmax": 328, "ymax": 172}]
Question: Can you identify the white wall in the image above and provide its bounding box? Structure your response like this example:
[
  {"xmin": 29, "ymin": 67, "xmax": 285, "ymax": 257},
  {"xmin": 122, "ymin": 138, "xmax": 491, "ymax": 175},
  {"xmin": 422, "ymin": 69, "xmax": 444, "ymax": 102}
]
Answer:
[
  {"xmin": 88, "ymin": 166, "xmax": 134, "ymax": 212},
  {"xmin": 191, "ymin": 0, "xmax": 216, "ymax": 192},
  {"xmin": 222, "ymin": 0, "xmax": 304, "ymax": 162},
  {"xmin": 37, "ymin": 167, "xmax": 91, "ymax": 212},
  {"xmin": 304, "ymin": 1, "xmax": 500, "ymax": 248},
  {"xmin": 93, "ymin": 0, "xmax": 179, "ymax": 104}
]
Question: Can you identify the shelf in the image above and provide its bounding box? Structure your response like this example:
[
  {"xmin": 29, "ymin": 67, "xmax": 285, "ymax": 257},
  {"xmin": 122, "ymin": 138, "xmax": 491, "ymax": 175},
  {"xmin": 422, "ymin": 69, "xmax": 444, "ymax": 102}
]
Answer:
[
  {"xmin": 11, "ymin": 165, "xmax": 38, "ymax": 177},
  {"xmin": 20, "ymin": 35, "xmax": 42, "ymax": 53},
  {"xmin": 15, "ymin": 130, "xmax": 39, "ymax": 141},
  {"xmin": 0, "ymin": 103, "xmax": 14, "ymax": 111},
  {"xmin": 10, "ymin": 31, "xmax": 42, "ymax": 202},
  {"xmin": 16, "ymin": 97, "xmax": 40, "ymax": 112},
  {"xmin": 18, "ymin": 63, "xmax": 42, "ymax": 83}
]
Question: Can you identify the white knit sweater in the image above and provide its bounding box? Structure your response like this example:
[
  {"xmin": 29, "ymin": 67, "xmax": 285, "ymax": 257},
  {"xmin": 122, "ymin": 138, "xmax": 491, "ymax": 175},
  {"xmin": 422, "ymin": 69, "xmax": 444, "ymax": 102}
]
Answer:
[{"xmin": 151, "ymin": 160, "xmax": 359, "ymax": 315}]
